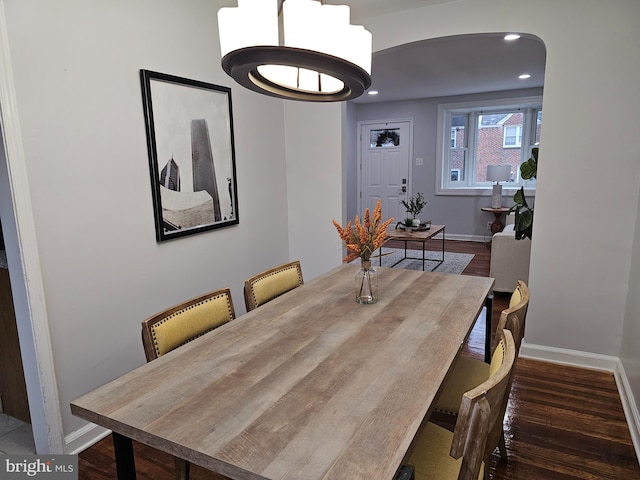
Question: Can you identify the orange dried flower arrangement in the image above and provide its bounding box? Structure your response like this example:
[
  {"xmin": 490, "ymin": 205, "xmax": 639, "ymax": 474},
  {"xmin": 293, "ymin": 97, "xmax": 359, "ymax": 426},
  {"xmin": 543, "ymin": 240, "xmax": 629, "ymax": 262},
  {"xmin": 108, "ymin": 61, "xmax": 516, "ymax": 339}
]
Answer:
[{"xmin": 332, "ymin": 199, "xmax": 394, "ymax": 263}]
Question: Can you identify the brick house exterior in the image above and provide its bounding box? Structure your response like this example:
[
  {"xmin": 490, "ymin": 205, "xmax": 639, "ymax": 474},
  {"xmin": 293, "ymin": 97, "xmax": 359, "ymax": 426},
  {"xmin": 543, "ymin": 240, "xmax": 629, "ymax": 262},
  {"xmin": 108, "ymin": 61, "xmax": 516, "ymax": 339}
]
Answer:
[{"xmin": 449, "ymin": 112, "xmax": 541, "ymax": 183}]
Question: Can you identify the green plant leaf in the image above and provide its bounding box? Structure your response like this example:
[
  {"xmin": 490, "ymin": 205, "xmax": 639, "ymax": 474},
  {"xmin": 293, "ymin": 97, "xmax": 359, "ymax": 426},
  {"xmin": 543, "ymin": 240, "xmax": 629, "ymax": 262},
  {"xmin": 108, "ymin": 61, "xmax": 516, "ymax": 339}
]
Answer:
[
  {"xmin": 510, "ymin": 148, "xmax": 537, "ymax": 240},
  {"xmin": 512, "ymin": 187, "xmax": 528, "ymax": 207},
  {"xmin": 520, "ymin": 147, "xmax": 538, "ymax": 180},
  {"xmin": 400, "ymin": 192, "xmax": 426, "ymax": 216},
  {"xmin": 514, "ymin": 208, "xmax": 533, "ymax": 240},
  {"xmin": 515, "ymin": 209, "xmax": 532, "ymax": 229},
  {"xmin": 520, "ymin": 159, "xmax": 537, "ymax": 180}
]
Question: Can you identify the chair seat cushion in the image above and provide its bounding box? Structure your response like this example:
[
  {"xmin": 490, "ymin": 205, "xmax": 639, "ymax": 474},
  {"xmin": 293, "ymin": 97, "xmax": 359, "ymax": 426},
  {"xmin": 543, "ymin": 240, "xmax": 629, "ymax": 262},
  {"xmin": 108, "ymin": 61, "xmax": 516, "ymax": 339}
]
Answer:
[
  {"xmin": 408, "ymin": 422, "xmax": 484, "ymax": 480},
  {"xmin": 434, "ymin": 356, "xmax": 490, "ymax": 415}
]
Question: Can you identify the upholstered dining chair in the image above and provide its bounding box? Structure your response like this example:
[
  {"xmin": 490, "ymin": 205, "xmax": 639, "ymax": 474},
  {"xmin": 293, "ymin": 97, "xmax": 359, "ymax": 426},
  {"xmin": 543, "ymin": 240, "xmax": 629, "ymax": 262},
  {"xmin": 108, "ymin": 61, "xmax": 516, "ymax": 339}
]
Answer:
[
  {"xmin": 432, "ymin": 280, "xmax": 529, "ymax": 458},
  {"xmin": 243, "ymin": 260, "xmax": 304, "ymax": 312},
  {"xmin": 406, "ymin": 329, "xmax": 517, "ymax": 480},
  {"xmin": 494, "ymin": 279, "xmax": 529, "ymax": 352},
  {"xmin": 140, "ymin": 287, "xmax": 236, "ymax": 480},
  {"xmin": 141, "ymin": 287, "xmax": 236, "ymax": 361}
]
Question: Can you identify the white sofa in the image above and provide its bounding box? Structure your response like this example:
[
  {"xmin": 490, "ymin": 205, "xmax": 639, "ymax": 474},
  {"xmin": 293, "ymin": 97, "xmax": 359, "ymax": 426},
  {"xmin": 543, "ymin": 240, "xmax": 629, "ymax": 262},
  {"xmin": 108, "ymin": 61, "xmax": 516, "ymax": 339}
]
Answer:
[{"xmin": 489, "ymin": 214, "xmax": 531, "ymax": 293}]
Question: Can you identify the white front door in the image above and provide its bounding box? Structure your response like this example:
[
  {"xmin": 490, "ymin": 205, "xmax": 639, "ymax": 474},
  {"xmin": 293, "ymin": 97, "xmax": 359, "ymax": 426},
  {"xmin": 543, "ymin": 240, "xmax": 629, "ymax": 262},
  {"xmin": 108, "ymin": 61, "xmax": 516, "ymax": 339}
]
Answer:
[{"xmin": 360, "ymin": 121, "xmax": 412, "ymax": 225}]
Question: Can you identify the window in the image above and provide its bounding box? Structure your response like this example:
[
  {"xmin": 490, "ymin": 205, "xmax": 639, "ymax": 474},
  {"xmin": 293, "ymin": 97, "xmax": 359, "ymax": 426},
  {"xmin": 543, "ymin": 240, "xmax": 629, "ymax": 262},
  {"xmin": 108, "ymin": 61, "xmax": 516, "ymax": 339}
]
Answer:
[
  {"xmin": 449, "ymin": 115, "xmax": 467, "ymax": 182},
  {"xmin": 370, "ymin": 128, "xmax": 400, "ymax": 148},
  {"xmin": 503, "ymin": 125, "xmax": 522, "ymax": 148},
  {"xmin": 436, "ymin": 96, "xmax": 542, "ymax": 194}
]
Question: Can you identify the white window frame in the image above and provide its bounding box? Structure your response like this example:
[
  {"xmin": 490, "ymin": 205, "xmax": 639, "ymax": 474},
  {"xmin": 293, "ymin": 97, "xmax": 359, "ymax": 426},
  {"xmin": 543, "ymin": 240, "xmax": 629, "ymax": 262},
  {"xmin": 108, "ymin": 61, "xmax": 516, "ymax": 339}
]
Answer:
[
  {"xmin": 503, "ymin": 125, "xmax": 523, "ymax": 148},
  {"xmin": 435, "ymin": 95, "xmax": 542, "ymax": 196}
]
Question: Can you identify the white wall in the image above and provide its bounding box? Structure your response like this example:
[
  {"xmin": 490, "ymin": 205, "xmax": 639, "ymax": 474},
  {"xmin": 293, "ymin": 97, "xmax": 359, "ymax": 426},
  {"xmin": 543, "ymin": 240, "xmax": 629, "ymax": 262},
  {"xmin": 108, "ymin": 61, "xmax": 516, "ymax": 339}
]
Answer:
[
  {"xmin": 1, "ymin": 0, "xmax": 296, "ymax": 448},
  {"xmin": 284, "ymin": 101, "xmax": 344, "ymax": 280},
  {"xmin": 362, "ymin": 0, "xmax": 640, "ymax": 357},
  {"xmin": 622, "ymin": 179, "xmax": 640, "ymax": 436}
]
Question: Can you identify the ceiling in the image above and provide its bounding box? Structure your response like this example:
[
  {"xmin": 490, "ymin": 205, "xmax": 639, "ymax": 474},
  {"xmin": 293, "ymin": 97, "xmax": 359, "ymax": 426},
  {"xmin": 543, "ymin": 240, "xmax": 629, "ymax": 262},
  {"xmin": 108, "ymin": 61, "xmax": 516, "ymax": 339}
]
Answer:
[
  {"xmin": 322, "ymin": 1, "xmax": 547, "ymax": 104},
  {"xmin": 353, "ymin": 33, "xmax": 546, "ymax": 104}
]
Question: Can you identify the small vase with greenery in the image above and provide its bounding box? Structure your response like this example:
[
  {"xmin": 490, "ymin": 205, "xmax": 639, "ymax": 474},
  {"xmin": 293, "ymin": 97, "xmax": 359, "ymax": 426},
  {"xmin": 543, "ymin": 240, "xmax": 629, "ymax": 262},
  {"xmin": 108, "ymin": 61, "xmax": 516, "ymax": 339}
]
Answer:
[
  {"xmin": 401, "ymin": 192, "xmax": 426, "ymax": 227},
  {"xmin": 510, "ymin": 147, "xmax": 537, "ymax": 240}
]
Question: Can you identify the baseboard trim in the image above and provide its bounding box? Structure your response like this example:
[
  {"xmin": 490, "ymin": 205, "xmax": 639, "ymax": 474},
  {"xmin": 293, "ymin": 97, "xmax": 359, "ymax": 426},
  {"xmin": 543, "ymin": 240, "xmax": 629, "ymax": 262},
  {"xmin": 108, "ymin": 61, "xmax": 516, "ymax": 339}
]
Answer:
[
  {"xmin": 521, "ymin": 343, "xmax": 640, "ymax": 461},
  {"xmin": 615, "ymin": 360, "xmax": 640, "ymax": 463},
  {"xmin": 520, "ymin": 342, "xmax": 619, "ymax": 371},
  {"xmin": 443, "ymin": 233, "xmax": 488, "ymax": 243},
  {"xmin": 65, "ymin": 422, "xmax": 110, "ymax": 455}
]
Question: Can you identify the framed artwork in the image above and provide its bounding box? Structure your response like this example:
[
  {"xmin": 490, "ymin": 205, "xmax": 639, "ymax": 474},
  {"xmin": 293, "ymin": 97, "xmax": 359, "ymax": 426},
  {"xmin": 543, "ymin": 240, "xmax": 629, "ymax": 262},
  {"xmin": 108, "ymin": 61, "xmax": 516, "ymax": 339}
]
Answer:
[{"xmin": 140, "ymin": 70, "xmax": 239, "ymax": 242}]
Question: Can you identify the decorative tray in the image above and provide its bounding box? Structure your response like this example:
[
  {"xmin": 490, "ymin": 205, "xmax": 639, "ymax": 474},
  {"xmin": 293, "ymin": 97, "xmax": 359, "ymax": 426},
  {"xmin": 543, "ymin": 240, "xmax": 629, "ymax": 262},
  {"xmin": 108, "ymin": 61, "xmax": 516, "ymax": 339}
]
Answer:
[{"xmin": 395, "ymin": 221, "xmax": 431, "ymax": 232}]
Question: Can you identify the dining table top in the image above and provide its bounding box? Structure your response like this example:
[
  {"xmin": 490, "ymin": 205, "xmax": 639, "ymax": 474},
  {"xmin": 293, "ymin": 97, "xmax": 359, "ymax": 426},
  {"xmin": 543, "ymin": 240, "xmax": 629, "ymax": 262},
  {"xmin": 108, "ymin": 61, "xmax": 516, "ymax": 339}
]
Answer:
[{"xmin": 71, "ymin": 264, "xmax": 494, "ymax": 480}]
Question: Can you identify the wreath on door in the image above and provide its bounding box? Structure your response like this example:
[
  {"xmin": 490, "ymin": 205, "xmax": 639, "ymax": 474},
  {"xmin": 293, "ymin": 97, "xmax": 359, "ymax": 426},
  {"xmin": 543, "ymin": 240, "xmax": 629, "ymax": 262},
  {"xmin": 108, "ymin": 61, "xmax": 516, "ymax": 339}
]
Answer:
[{"xmin": 376, "ymin": 129, "xmax": 400, "ymax": 147}]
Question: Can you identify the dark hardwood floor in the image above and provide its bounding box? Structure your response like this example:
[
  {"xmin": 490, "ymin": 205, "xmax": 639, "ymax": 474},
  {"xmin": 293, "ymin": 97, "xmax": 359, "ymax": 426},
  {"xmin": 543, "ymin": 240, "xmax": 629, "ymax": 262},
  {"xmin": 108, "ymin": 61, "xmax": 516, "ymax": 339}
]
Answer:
[{"xmin": 77, "ymin": 240, "xmax": 640, "ymax": 479}]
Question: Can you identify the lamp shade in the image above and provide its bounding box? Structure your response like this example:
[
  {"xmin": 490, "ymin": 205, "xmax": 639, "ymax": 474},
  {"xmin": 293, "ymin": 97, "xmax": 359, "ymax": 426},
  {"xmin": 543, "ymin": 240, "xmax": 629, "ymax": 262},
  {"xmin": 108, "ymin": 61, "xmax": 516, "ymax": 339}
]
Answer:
[
  {"xmin": 486, "ymin": 164, "xmax": 511, "ymax": 183},
  {"xmin": 217, "ymin": 0, "xmax": 372, "ymax": 102}
]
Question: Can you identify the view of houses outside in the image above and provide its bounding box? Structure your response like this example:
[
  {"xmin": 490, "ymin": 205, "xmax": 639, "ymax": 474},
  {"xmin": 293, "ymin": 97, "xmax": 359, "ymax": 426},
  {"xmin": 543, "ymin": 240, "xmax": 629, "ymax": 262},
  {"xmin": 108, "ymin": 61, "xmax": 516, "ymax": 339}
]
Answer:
[{"xmin": 449, "ymin": 111, "xmax": 541, "ymax": 184}]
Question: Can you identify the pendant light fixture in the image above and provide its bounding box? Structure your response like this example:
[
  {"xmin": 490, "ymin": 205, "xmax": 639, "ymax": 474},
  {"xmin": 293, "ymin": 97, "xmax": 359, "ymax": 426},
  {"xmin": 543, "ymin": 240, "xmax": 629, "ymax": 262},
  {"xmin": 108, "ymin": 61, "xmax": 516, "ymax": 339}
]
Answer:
[{"xmin": 217, "ymin": 0, "xmax": 372, "ymax": 102}]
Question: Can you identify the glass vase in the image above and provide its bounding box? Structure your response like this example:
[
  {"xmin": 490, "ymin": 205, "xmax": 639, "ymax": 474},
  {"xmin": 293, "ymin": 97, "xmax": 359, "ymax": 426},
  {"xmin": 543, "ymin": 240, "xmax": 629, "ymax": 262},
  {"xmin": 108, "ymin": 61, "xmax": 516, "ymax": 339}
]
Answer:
[{"xmin": 356, "ymin": 260, "xmax": 378, "ymax": 304}]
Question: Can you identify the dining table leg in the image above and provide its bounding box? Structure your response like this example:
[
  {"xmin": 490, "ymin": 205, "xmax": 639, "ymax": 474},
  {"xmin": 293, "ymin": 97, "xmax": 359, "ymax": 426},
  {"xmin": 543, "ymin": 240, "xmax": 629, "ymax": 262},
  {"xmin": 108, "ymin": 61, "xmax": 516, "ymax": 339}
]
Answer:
[
  {"xmin": 484, "ymin": 294, "xmax": 493, "ymax": 363},
  {"xmin": 112, "ymin": 432, "xmax": 137, "ymax": 479},
  {"xmin": 394, "ymin": 465, "xmax": 415, "ymax": 480}
]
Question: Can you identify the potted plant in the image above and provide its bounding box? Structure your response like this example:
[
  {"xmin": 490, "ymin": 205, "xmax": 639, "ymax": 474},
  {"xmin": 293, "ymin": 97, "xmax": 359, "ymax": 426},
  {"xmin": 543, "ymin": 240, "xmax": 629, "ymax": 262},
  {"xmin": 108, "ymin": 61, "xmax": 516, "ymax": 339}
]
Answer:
[
  {"xmin": 510, "ymin": 147, "xmax": 537, "ymax": 240},
  {"xmin": 401, "ymin": 192, "xmax": 427, "ymax": 227}
]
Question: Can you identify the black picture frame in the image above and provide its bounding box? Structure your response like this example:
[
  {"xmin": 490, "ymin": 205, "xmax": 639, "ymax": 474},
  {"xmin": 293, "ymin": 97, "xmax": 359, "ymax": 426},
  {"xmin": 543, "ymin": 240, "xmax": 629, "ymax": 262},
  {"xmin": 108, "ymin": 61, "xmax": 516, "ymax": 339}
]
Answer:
[{"xmin": 140, "ymin": 70, "xmax": 239, "ymax": 242}]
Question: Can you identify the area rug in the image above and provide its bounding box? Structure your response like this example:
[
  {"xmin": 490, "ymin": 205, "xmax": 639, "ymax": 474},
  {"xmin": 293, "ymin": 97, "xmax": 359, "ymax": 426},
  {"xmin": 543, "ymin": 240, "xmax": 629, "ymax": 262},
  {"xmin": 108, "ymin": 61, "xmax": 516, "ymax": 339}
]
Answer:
[{"xmin": 374, "ymin": 248, "xmax": 474, "ymax": 274}]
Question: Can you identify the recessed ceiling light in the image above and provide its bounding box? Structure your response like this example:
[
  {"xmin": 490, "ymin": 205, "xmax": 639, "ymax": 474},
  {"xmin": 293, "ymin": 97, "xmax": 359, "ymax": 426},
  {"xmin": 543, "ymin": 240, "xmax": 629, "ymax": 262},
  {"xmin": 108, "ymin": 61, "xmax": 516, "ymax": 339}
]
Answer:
[
  {"xmin": 368, "ymin": 90, "xmax": 379, "ymax": 95},
  {"xmin": 504, "ymin": 33, "xmax": 521, "ymax": 41},
  {"xmin": 519, "ymin": 73, "xmax": 531, "ymax": 79}
]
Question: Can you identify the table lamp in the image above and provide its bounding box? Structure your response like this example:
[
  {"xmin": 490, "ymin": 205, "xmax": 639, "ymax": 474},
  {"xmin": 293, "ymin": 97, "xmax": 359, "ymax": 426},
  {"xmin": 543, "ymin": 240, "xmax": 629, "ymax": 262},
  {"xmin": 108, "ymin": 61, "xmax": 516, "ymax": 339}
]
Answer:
[{"xmin": 487, "ymin": 164, "xmax": 511, "ymax": 208}]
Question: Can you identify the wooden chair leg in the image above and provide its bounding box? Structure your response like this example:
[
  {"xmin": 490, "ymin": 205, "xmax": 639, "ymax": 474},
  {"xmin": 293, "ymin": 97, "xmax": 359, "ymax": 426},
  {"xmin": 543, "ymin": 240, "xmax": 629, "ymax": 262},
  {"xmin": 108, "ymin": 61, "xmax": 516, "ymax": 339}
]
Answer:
[
  {"xmin": 498, "ymin": 428, "xmax": 508, "ymax": 459},
  {"xmin": 175, "ymin": 457, "xmax": 190, "ymax": 480},
  {"xmin": 483, "ymin": 453, "xmax": 492, "ymax": 480}
]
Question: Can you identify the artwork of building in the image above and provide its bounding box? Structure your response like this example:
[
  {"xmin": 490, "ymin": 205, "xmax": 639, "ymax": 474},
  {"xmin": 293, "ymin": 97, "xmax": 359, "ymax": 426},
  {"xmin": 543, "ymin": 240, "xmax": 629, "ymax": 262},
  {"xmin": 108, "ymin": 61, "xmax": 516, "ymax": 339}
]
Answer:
[
  {"xmin": 160, "ymin": 157, "xmax": 180, "ymax": 191},
  {"xmin": 191, "ymin": 119, "xmax": 222, "ymax": 222},
  {"xmin": 158, "ymin": 118, "xmax": 227, "ymax": 231}
]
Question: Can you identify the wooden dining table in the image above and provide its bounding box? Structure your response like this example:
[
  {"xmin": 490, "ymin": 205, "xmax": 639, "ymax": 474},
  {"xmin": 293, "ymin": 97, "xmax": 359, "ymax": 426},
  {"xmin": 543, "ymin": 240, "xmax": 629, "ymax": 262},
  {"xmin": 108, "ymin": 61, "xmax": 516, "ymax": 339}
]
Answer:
[{"xmin": 71, "ymin": 264, "xmax": 494, "ymax": 480}]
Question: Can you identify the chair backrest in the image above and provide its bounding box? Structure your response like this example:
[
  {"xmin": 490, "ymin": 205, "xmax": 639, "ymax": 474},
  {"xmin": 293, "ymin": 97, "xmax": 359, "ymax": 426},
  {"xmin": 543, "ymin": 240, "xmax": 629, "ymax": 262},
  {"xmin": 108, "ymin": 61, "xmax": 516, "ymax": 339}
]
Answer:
[
  {"xmin": 493, "ymin": 280, "xmax": 529, "ymax": 353},
  {"xmin": 141, "ymin": 287, "xmax": 235, "ymax": 361},
  {"xmin": 450, "ymin": 329, "xmax": 517, "ymax": 480},
  {"xmin": 243, "ymin": 260, "xmax": 303, "ymax": 312}
]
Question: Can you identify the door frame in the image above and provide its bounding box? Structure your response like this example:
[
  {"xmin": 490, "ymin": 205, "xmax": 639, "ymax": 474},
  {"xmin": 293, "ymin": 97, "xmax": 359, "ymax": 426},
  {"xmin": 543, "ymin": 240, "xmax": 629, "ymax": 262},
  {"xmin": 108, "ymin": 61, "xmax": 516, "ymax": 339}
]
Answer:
[
  {"xmin": 0, "ymin": 1, "xmax": 64, "ymax": 453},
  {"xmin": 357, "ymin": 118, "xmax": 414, "ymax": 217}
]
